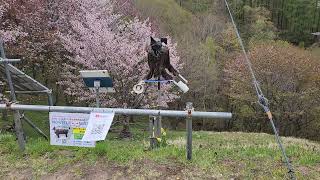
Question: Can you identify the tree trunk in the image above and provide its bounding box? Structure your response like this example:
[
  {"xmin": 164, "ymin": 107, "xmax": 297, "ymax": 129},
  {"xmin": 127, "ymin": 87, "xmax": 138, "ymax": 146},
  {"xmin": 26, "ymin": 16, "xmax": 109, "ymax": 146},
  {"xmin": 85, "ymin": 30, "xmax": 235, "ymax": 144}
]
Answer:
[
  {"xmin": 2, "ymin": 110, "xmax": 8, "ymax": 122},
  {"xmin": 1, "ymin": 110, "xmax": 8, "ymax": 131},
  {"xmin": 54, "ymin": 83, "xmax": 60, "ymax": 106},
  {"xmin": 120, "ymin": 115, "xmax": 132, "ymax": 139}
]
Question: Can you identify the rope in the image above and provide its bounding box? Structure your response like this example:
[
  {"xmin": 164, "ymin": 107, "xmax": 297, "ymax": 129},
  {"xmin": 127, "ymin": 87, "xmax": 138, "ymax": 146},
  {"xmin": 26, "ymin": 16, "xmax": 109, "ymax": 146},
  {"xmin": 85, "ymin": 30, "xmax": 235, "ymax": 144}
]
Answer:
[{"xmin": 223, "ymin": 0, "xmax": 296, "ymax": 179}]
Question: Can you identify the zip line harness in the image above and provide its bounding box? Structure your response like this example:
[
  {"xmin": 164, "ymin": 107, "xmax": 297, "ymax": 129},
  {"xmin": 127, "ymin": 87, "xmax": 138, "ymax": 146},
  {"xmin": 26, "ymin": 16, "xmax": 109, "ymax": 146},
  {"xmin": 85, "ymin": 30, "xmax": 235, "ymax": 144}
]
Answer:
[{"xmin": 223, "ymin": 0, "xmax": 296, "ymax": 179}]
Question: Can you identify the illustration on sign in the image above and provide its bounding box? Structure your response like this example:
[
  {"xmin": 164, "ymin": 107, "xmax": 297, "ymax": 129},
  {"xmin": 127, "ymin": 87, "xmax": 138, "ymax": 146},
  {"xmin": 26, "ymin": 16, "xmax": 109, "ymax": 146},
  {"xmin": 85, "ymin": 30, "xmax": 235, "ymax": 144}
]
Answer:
[
  {"xmin": 49, "ymin": 112, "xmax": 95, "ymax": 147},
  {"xmin": 82, "ymin": 112, "xmax": 114, "ymax": 141}
]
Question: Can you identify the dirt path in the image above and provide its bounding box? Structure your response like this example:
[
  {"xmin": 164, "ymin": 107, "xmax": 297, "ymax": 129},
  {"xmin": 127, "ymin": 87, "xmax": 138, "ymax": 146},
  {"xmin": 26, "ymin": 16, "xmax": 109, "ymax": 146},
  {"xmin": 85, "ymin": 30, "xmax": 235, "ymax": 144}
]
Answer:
[{"xmin": 7, "ymin": 159, "xmax": 217, "ymax": 180}]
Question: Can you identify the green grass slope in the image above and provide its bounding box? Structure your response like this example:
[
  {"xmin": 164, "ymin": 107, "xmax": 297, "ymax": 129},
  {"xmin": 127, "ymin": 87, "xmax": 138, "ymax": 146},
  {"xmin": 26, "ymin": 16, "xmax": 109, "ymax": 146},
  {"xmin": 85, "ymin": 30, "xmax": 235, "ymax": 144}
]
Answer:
[
  {"xmin": 311, "ymin": 47, "xmax": 320, "ymax": 57},
  {"xmin": 1, "ymin": 129, "xmax": 319, "ymax": 179}
]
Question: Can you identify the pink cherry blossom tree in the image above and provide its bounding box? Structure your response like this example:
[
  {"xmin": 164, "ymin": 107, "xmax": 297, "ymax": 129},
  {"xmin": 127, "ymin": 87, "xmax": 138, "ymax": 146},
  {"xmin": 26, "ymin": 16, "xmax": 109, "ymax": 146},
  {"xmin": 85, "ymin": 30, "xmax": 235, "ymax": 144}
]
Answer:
[
  {"xmin": 0, "ymin": 1, "xmax": 26, "ymax": 42},
  {"xmin": 58, "ymin": 0, "xmax": 182, "ymax": 136}
]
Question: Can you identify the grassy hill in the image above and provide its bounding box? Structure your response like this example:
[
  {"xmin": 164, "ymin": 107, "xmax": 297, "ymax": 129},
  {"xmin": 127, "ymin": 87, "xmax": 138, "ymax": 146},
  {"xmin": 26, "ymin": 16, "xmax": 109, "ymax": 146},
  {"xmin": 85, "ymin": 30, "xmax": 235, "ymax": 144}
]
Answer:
[
  {"xmin": 311, "ymin": 47, "xmax": 320, "ymax": 57},
  {"xmin": 1, "ymin": 128, "xmax": 319, "ymax": 179}
]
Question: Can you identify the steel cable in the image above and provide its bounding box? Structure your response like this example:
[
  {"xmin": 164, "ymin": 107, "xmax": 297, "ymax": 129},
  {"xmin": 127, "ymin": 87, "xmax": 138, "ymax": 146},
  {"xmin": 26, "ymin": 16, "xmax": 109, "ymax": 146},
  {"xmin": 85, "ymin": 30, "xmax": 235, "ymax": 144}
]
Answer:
[{"xmin": 223, "ymin": 0, "xmax": 296, "ymax": 179}]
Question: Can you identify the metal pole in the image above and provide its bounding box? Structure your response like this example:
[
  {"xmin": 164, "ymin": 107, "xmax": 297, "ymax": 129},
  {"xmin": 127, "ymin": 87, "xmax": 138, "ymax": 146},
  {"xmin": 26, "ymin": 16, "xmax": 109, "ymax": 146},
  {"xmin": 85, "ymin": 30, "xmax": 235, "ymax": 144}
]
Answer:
[
  {"xmin": 1, "ymin": 42, "xmax": 16, "ymax": 101},
  {"xmin": 47, "ymin": 91, "xmax": 53, "ymax": 106},
  {"xmin": 0, "ymin": 39, "xmax": 26, "ymax": 151},
  {"xmin": 96, "ymin": 87, "xmax": 100, "ymax": 108},
  {"xmin": 6, "ymin": 90, "xmax": 51, "ymax": 94},
  {"xmin": 155, "ymin": 113, "xmax": 161, "ymax": 139},
  {"xmin": 0, "ymin": 58, "xmax": 21, "ymax": 63},
  {"xmin": 4, "ymin": 63, "xmax": 17, "ymax": 100},
  {"xmin": 94, "ymin": 80, "xmax": 100, "ymax": 108},
  {"xmin": 0, "ymin": 104, "xmax": 233, "ymax": 119},
  {"xmin": 22, "ymin": 115, "xmax": 48, "ymax": 140},
  {"xmin": 186, "ymin": 102, "xmax": 193, "ymax": 160},
  {"xmin": 149, "ymin": 115, "xmax": 156, "ymax": 149},
  {"xmin": 156, "ymin": 76, "xmax": 161, "ymax": 139}
]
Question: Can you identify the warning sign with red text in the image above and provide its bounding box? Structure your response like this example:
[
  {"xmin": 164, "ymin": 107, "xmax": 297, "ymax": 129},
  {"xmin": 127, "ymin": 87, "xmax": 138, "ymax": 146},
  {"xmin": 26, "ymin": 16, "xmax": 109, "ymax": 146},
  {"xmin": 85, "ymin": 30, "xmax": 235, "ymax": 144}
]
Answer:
[{"xmin": 81, "ymin": 112, "xmax": 114, "ymax": 141}]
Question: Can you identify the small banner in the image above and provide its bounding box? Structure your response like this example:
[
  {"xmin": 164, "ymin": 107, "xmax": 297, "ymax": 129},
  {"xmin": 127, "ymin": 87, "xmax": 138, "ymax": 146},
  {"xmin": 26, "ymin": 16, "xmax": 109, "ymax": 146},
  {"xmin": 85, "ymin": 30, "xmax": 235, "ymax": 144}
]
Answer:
[
  {"xmin": 49, "ymin": 112, "xmax": 95, "ymax": 147},
  {"xmin": 81, "ymin": 112, "xmax": 115, "ymax": 141}
]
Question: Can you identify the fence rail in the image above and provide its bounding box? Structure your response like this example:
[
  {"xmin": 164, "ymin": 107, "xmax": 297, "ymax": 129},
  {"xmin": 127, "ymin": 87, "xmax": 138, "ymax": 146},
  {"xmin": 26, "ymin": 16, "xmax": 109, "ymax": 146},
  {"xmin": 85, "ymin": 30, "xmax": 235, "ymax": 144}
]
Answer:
[{"xmin": 0, "ymin": 104, "xmax": 232, "ymax": 119}]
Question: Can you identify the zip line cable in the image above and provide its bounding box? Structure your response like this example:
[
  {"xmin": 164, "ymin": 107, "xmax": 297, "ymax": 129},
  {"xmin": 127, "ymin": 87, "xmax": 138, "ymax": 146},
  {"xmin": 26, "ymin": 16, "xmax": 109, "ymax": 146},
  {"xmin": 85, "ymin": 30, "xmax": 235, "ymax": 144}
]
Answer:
[{"xmin": 223, "ymin": 0, "xmax": 296, "ymax": 179}]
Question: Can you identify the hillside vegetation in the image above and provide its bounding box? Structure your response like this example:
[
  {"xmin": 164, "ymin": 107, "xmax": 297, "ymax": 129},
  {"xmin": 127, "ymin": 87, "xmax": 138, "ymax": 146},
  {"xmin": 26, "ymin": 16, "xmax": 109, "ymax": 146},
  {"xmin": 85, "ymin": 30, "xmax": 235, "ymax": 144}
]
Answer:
[
  {"xmin": 229, "ymin": 0, "xmax": 320, "ymax": 46},
  {"xmin": 132, "ymin": 0, "xmax": 320, "ymax": 141},
  {"xmin": 1, "ymin": 0, "xmax": 319, "ymax": 140},
  {"xmin": 1, "ymin": 129, "xmax": 319, "ymax": 179},
  {"xmin": 0, "ymin": 1, "xmax": 319, "ymax": 179}
]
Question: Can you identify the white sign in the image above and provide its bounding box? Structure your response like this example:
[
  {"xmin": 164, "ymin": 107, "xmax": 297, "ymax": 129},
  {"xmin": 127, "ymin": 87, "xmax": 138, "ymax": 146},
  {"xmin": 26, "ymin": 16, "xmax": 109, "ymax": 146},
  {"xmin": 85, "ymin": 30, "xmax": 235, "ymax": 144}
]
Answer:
[
  {"xmin": 81, "ymin": 112, "xmax": 114, "ymax": 141},
  {"xmin": 49, "ymin": 112, "xmax": 95, "ymax": 147}
]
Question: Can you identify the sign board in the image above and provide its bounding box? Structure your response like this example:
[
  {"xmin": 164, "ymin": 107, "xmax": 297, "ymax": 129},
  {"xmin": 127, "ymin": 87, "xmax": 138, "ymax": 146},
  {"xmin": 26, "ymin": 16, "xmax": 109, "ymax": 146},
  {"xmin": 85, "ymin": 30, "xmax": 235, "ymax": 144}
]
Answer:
[
  {"xmin": 82, "ymin": 112, "xmax": 114, "ymax": 141},
  {"xmin": 49, "ymin": 112, "xmax": 95, "ymax": 147},
  {"xmin": 79, "ymin": 70, "xmax": 115, "ymax": 93}
]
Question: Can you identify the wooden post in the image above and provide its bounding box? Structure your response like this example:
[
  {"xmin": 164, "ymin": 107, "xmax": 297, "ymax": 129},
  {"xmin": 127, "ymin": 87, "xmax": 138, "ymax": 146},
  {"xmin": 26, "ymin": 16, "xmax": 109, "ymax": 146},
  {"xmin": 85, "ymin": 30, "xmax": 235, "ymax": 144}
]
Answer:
[
  {"xmin": 155, "ymin": 114, "xmax": 161, "ymax": 138},
  {"xmin": 186, "ymin": 102, "xmax": 193, "ymax": 160},
  {"xmin": 13, "ymin": 112, "xmax": 25, "ymax": 151}
]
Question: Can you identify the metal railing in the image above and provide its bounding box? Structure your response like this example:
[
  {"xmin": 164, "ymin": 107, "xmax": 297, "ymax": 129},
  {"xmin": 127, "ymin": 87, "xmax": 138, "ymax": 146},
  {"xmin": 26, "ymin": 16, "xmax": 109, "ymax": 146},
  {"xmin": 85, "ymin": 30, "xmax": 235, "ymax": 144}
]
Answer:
[
  {"xmin": 0, "ymin": 104, "xmax": 232, "ymax": 119},
  {"xmin": 0, "ymin": 103, "xmax": 232, "ymax": 160}
]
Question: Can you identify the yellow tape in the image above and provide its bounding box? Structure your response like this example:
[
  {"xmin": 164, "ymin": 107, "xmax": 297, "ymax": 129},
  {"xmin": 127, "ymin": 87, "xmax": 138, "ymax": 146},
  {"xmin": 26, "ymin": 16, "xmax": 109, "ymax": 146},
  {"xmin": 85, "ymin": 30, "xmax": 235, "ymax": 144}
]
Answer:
[{"xmin": 266, "ymin": 111, "xmax": 273, "ymax": 120}]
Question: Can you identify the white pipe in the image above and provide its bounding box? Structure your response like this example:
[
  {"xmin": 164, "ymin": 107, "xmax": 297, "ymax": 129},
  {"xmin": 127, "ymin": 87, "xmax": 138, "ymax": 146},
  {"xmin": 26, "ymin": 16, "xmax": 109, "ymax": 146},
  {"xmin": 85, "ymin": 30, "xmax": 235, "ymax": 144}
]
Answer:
[
  {"xmin": 0, "ymin": 104, "xmax": 232, "ymax": 119},
  {"xmin": 178, "ymin": 74, "xmax": 188, "ymax": 84},
  {"xmin": 0, "ymin": 58, "xmax": 21, "ymax": 63}
]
